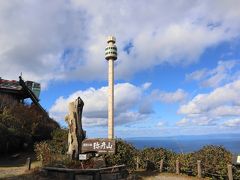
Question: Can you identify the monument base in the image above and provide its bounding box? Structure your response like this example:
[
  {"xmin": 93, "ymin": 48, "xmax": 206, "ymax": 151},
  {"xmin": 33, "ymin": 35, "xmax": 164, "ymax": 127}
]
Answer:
[{"xmin": 43, "ymin": 164, "xmax": 128, "ymax": 180}]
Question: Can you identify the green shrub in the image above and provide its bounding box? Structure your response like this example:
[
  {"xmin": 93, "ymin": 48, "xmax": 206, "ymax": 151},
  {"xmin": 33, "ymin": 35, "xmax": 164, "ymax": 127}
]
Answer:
[
  {"xmin": 132, "ymin": 145, "xmax": 233, "ymax": 178},
  {"xmin": 139, "ymin": 147, "xmax": 176, "ymax": 171},
  {"xmin": 233, "ymin": 166, "xmax": 240, "ymax": 180},
  {"xmin": 193, "ymin": 145, "xmax": 232, "ymax": 179},
  {"xmin": 177, "ymin": 153, "xmax": 195, "ymax": 175},
  {"xmin": 34, "ymin": 129, "xmax": 68, "ymax": 165},
  {"xmin": 34, "ymin": 135, "xmax": 237, "ymax": 179},
  {"xmin": 104, "ymin": 139, "xmax": 137, "ymax": 170},
  {"xmin": 48, "ymin": 128, "xmax": 68, "ymax": 154}
]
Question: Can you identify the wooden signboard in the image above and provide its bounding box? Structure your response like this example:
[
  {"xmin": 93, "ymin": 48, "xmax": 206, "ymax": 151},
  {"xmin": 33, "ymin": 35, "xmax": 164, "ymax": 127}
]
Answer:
[{"xmin": 81, "ymin": 138, "xmax": 116, "ymax": 154}]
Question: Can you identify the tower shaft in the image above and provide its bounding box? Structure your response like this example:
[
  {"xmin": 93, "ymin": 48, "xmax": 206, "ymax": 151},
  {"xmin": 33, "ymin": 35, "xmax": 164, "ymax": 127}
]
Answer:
[
  {"xmin": 108, "ymin": 59, "xmax": 114, "ymax": 139},
  {"xmin": 105, "ymin": 36, "xmax": 117, "ymax": 140}
]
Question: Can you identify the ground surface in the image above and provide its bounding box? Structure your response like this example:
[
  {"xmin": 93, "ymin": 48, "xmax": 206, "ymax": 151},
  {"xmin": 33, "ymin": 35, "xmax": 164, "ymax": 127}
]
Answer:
[
  {"xmin": 0, "ymin": 153, "xmax": 205, "ymax": 179},
  {"xmin": 0, "ymin": 152, "xmax": 41, "ymax": 179},
  {"xmin": 134, "ymin": 170, "xmax": 206, "ymax": 180}
]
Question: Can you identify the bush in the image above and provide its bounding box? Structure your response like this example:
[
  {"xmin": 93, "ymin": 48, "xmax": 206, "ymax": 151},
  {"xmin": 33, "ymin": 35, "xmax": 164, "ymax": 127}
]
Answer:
[
  {"xmin": 34, "ymin": 134, "xmax": 237, "ymax": 179},
  {"xmin": 48, "ymin": 129, "xmax": 68, "ymax": 155},
  {"xmin": 139, "ymin": 147, "xmax": 176, "ymax": 171},
  {"xmin": 0, "ymin": 94, "xmax": 59, "ymax": 153},
  {"xmin": 192, "ymin": 145, "xmax": 232, "ymax": 179},
  {"xmin": 104, "ymin": 139, "xmax": 137, "ymax": 170},
  {"xmin": 35, "ymin": 137, "xmax": 137, "ymax": 170},
  {"xmin": 177, "ymin": 153, "xmax": 195, "ymax": 175},
  {"xmin": 152, "ymin": 145, "xmax": 232, "ymax": 178},
  {"xmin": 34, "ymin": 129, "xmax": 68, "ymax": 165},
  {"xmin": 135, "ymin": 145, "xmax": 232, "ymax": 178},
  {"xmin": 35, "ymin": 141, "xmax": 52, "ymax": 165}
]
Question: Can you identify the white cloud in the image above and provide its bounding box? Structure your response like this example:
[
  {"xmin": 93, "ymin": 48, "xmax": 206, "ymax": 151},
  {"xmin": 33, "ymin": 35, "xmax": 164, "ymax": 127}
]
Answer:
[
  {"xmin": 137, "ymin": 88, "xmax": 188, "ymax": 115},
  {"xmin": 49, "ymin": 82, "xmax": 144, "ymax": 126},
  {"xmin": 151, "ymin": 89, "xmax": 188, "ymax": 103},
  {"xmin": 0, "ymin": 0, "xmax": 87, "ymax": 86},
  {"xmin": 223, "ymin": 119, "xmax": 240, "ymax": 127},
  {"xmin": 142, "ymin": 82, "xmax": 152, "ymax": 90},
  {"xmin": 157, "ymin": 121, "xmax": 166, "ymax": 127},
  {"xmin": 115, "ymin": 111, "xmax": 148, "ymax": 125},
  {"xmin": 71, "ymin": 0, "xmax": 240, "ymax": 79},
  {"xmin": 186, "ymin": 60, "xmax": 240, "ymax": 88},
  {"xmin": 138, "ymin": 101, "xmax": 154, "ymax": 115},
  {"xmin": 1, "ymin": 1, "xmax": 240, "ymax": 85},
  {"xmin": 176, "ymin": 118, "xmax": 190, "ymax": 126},
  {"xmin": 50, "ymin": 81, "xmax": 186, "ymax": 126},
  {"xmin": 178, "ymin": 80, "xmax": 240, "ymax": 126},
  {"xmin": 179, "ymin": 80, "xmax": 240, "ymax": 114},
  {"xmin": 186, "ymin": 69, "xmax": 208, "ymax": 81}
]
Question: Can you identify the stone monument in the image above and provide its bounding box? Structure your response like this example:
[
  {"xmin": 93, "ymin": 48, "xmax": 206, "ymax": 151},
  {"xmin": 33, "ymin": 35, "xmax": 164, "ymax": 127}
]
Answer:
[{"xmin": 65, "ymin": 97, "xmax": 85, "ymax": 160}]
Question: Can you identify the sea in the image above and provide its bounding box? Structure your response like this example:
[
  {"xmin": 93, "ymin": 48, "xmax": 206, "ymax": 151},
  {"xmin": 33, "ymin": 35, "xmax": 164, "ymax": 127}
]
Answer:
[{"xmin": 125, "ymin": 134, "xmax": 240, "ymax": 154}]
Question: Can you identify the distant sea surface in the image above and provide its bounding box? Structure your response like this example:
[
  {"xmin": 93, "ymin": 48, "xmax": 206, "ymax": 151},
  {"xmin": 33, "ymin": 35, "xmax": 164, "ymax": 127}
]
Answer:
[{"xmin": 125, "ymin": 134, "xmax": 240, "ymax": 154}]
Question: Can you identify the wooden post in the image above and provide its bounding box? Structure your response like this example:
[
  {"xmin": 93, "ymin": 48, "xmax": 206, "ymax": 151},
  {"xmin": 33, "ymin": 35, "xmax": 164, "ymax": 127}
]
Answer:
[
  {"xmin": 6, "ymin": 142, "xmax": 9, "ymax": 154},
  {"xmin": 146, "ymin": 157, "xmax": 149, "ymax": 169},
  {"xmin": 159, "ymin": 159, "xmax": 163, "ymax": 173},
  {"xmin": 136, "ymin": 156, "xmax": 139, "ymax": 170},
  {"xmin": 176, "ymin": 159, "xmax": 180, "ymax": 175},
  {"xmin": 26, "ymin": 157, "xmax": 31, "ymax": 170},
  {"xmin": 197, "ymin": 160, "xmax": 201, "ymax": 178},
  {"xmin": 227, "ymin": 164, "xmax": 233, "ymax": 180}
]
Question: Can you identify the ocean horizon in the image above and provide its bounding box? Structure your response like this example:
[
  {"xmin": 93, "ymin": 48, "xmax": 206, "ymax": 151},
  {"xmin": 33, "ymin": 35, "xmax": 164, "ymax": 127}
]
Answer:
[{"xmin": 125, "ymin": 133, "xmax": 240, "ymax": 154}]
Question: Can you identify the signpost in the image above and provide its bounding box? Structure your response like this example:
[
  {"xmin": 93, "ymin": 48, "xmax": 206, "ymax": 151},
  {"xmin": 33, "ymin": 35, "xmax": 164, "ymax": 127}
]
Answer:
[
  {"xmin": 237, "ymin": 156, "xmax": 240, "ymax": 164},
  {"xmin": 79, "ymin": 154, "xmax": 87, "ymax": 160},
  {"xmin": 81, "ymin": 138, "xmax": 115, "ymax": 154}
]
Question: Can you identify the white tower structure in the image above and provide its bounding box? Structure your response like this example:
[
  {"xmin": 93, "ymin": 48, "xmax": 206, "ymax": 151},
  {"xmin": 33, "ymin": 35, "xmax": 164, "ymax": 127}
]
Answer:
[{"xmin": 105, "ymin": 36, "xmax": 117, "ymax": 139}]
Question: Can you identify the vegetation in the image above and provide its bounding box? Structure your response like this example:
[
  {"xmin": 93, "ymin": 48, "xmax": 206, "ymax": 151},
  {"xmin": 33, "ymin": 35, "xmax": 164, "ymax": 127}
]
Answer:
[
  {"xmin": 138, "ymin": 147, "xmax": 175, "ymax": 171},
  {"xmin": 34, "ymin": 131, "xmax": 239, "ymax": 179},
  {"xmin": 1, "ymin": 94, "xmax": 239, "ymax": 178},
  {"xmin": 35, "ymin": 137, "xmax": 137, "ymax": 170},
  {"xmin": 104, "ymin": 139, "xmax": 137, "ymax": 170},
  {"xmin": 34, "ymin": 129, "xmax": 69, "ymax": 166},
  {"xmin": 0, "ymin": 94, "xmax": 59, "ymax": 154},
  {"xmin": 192, "ymin": 145, "xmax": 232, "ymax": 177},
  {"xmin": 128, "ymin": 145, "xmax": 234, "ymax": 178},
  {"xmin": 137, "ymin": 145, "xmax": 234, "ymax": 179}
]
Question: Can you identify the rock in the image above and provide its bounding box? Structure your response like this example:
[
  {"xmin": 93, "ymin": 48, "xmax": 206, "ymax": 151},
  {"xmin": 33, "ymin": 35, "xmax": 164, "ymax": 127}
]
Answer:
[{"xmin": 65, "ymin": 97, "xmax": 85, "ymax": 160}]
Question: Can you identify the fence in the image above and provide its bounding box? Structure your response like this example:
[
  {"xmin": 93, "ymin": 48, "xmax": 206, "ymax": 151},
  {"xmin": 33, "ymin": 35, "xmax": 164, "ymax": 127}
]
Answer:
[{"xmin": 135, "ymin": 157, "xmax": 237, "ymax": 180}]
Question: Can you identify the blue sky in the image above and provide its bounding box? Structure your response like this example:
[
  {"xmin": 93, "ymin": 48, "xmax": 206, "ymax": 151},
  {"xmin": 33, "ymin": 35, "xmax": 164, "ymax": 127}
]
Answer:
[{"xmin": 1, "ymin": 0, "xmax": 240, "ymax": 138}]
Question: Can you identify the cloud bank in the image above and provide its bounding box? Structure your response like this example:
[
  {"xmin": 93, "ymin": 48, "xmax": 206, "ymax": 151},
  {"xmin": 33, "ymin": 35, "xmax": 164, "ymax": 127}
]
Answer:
[
  {"xmin": 178, "ymin": 79, "xmax": 240, "ymax": 126},
  {"xmin": 50, "ymin": 83, "xmax": 147, "ymax": 126},
  {"xmin": 50, "ymin": 82, "xmax": 187, "ymax": 126},
  {"xmin": 1, "ymin": 0, "xmax": 240, "ymax": 86}
]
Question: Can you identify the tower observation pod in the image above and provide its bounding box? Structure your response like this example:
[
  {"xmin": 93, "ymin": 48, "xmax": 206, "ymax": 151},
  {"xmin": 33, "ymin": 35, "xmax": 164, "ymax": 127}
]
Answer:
[{"xmin": 105, "ymin": 36, "xmax": 117, "ymax": 139}]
